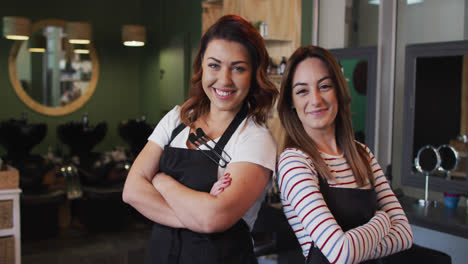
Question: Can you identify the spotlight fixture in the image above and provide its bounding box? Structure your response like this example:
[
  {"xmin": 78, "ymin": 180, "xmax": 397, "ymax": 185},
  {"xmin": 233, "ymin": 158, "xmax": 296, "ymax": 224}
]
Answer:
[
  {"xmin": 369, "ymin": 0, "xmax": 423, "ymax": 4},
  {"xmin": 3, "ymin": 16, "xmax": 31, "ymax": 40},
  {"xmin": 122, "ymin": 25, "xmax": 146, "ymax": 47},
  {"xmin": 28, "ymin": 34, "xmax": 46, "ymax": 52},
  {"xmin": 69, "ymin": 42, "xmax": 89, "ymax": 54},
  {"xmin": 74, "ymin": 49, "xmax": 89, "ymax": 54},
  {"xmin": 66, "ymin": 22, "xmax": 91, "ymax": 44}
]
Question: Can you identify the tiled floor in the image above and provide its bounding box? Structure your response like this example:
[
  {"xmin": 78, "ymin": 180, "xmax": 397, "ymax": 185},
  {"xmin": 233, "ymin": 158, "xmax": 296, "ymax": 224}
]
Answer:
[
  {"xmin": 22, "ymin": 222, "xmax": 150, "ymax": 264},
  {"xmin": 21, "ymin": 217, "xmax": 303, "ymax": 264}
]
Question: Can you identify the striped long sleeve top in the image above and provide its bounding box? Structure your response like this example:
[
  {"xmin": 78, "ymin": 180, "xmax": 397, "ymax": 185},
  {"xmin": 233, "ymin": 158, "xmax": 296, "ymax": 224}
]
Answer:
[{"xmin": 277, "ymin": 146, "xmax": 413, "ymax": 264}]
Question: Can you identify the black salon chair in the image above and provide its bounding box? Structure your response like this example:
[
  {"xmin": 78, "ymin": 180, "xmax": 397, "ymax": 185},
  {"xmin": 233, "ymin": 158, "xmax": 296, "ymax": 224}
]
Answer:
[{"xmin": 252, "ymin": 201, "xmax": 304, "ymax": 263}]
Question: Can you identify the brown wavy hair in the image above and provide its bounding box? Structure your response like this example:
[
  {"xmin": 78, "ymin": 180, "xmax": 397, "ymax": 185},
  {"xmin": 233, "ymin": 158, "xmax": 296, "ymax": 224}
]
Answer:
[
  {"xmin": 180, "ymin": 15, "xmax": 278, "ymax": 126},
  {"xmin": 278, "ymin": 46, "xmax": 373, "ymax": 186}
]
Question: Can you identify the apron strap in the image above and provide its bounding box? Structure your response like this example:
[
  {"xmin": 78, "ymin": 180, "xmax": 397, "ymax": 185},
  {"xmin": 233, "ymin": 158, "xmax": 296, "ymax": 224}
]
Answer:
[
  {"xmin": 214, "ymin": 104, "xmax": 248, "ymax": 154},
  {"xmin": 166, "ymin": 104, "xmax": 248, "ymax": 158},
  {"xmin": 168, "ymin": 122, "xmax": 186, "ymax": 146}
]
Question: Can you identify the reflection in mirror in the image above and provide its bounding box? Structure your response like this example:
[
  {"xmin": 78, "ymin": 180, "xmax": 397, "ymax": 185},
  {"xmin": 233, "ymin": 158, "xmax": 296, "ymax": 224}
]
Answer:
[
  {"xmin": 9, "ymin": 19, "xmax": 99, "ymax": 116},
  {"xmin": 437, "ymin": 144, "xmax": 459, "ymax": 180},
  {"xmin": 330, "ymin": 47, "xmax": 377, "ymax": 150},
  {"xmin": 412, "ymin": 54, "xmax": 467, "ymax": 181},
  {"xmin": 341, "ymin": 58, "xmax": 367, "ymax": 143}
]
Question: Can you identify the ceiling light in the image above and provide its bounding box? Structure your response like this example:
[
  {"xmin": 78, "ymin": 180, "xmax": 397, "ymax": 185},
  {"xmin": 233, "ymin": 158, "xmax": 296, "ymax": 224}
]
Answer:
[
  {"xmin": 369, "ymin": 0, "xmax": 423, "ymax": 5},
  {"xmin": 122, "ymin": 25, "xmax": 146, "ymax": 47},
  {"xmin": 28, "ymin": 34, "xmax": 46, "ymax": 53},
  {"xmin": 66, "ymin": 22, "xmax": 92, "ymax": 44},
  {"xmin": 74, "ymin": 49, "xmax": 89, "ymax": 54},
  {"xmin": 3, "ymin": 16, "xmax": 31, "ymax": 40},
  {"xmin": 72, "ymin": 43, "xmax": 89, "ymax": 54}
]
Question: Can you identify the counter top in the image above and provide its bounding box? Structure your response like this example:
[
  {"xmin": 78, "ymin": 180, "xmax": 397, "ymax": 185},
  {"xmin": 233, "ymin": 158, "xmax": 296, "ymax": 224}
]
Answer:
[{"xmin": 400, "ymin": 195, "xmax": 468, "ymax": 239}]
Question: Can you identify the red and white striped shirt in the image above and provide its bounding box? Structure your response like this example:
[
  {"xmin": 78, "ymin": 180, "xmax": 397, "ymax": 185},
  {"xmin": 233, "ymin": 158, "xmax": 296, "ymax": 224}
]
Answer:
[{"xmin": 277, "ymin": 145, "xmax": 413, "ymax": 264}]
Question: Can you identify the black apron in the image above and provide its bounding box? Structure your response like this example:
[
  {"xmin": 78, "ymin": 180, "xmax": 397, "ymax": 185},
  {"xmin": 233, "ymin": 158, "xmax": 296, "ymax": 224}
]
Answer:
[
  {"xmin": 147, "ymin": 107, "xmax": 258, "ymax": 264},
  {"xmin": 306, "ymin": 175, "xmax": 382, "ymax": 264}
]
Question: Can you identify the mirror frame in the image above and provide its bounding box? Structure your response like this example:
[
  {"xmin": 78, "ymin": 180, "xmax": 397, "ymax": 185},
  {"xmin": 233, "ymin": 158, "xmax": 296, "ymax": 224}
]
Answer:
[
  {"xmin": 401, "ymin": 40, "xmax": 468, "ymax": 193},
  {"xmin": 414, "ymin": 145, "xmax": 441, "ymax": 174},
  {"xmin": 437, "ymin": 144, "xmax": 459, "ymax": 175},
  {"xmin": 8, "ymin": 18, "xmax": 99, "ymax": 116}
]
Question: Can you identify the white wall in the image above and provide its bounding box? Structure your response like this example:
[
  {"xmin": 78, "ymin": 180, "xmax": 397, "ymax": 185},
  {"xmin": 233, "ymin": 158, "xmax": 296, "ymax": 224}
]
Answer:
[
  {"xmin": 405, "ymin": 0, "xmax": 465, "ymax": 44},
  {"xmin": 318, "ymin": 0, "xmax": 346, "ymax": 48},
  {"xmin": 357, "ymin": 1, "xmax": 379, "ymax": 47}
]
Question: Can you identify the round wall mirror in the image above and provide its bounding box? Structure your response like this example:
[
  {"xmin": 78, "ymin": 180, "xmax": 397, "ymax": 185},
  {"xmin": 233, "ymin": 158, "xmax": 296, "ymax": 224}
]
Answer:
[
  {"xmin": 8, "ymin": 19, "xmax": 99, "ymax": 116},
  {"xmin": 414, "ymin": 145, "xmax": 441, "ymax": 174},
  {"xmin": 437, "ymin": 144, "xmax": 459, "ymax": 179}
]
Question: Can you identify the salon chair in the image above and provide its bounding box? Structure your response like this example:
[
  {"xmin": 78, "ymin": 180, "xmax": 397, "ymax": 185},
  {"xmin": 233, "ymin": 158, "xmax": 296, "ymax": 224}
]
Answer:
[
  {"xmin": 0, "ymin": 116, "xmax": 67, "ymax": 240},
  {"xmin": 252, "ymin": 201, "xmax": 304, "ymax": 263},
  {"xmin": 118, "ymin": 116, "xmax": 153, "ymax": 160},
  {"xmin": 57, "ymin": 116, "xmax": 131, "ymax": 232},
  {"xmin": 0, "ymin": 117, "xmax": 49, "ymax": 192}
]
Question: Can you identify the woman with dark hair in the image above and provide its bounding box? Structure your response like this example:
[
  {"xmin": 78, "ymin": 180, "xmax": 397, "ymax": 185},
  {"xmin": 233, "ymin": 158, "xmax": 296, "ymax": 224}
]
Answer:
[
  {"xmin": 277, "ymin": 46, "xmax": 413, "ymax": 264},
  {"xmin": 122, "ymin": 15, "xmax": 278, "ymax": 264}
]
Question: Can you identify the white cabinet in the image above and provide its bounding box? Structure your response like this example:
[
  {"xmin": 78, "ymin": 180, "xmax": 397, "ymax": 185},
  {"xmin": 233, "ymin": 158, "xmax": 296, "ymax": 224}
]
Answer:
[{"xmin": 0, "ymin": 189, "xmax": 21, "ymax": 264}]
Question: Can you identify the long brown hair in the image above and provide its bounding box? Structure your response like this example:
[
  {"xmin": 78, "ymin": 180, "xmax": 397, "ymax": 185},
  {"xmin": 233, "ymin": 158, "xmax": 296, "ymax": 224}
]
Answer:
[
  {"xmin": 278, "ymin": 46, "xmax": 373, "ymax": 186},
  {"xmin": 180, "ymin": 15, "xmax": 278, "ymax": 126}
]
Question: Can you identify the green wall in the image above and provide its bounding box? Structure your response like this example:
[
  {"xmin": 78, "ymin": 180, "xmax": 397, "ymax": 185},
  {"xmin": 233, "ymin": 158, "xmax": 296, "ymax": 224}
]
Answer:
[
  {"xmin": 301, "ymin": 0, "xmax": 313, "ymax": 46},
  {"xmin": 141, "ymin": 0, "xmax": 202, "ymax": 121},
  {"xmin": 0, "ymin": 0, "xmax": 202, "ymax": 157}
]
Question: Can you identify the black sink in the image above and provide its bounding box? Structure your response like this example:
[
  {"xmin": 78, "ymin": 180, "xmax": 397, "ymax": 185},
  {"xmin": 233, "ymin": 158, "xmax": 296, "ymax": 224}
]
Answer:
[
  {"xmin": 57, "ymin": 116, "xmax": 109, "ymax": 186},
  {"xmin": 118, "ymin": 117, "xmax": 153, "ymax": 159},
  {"xmin": 57, "ymin": 121, "xmax": 107, "ymax": 157},
  {"xmin": 0, "ymin": 118, "xmax": 49, "ymax": 191},
  {"xmin": 0, "ymin": 118, "xmax": 47, "ymax": 158}
]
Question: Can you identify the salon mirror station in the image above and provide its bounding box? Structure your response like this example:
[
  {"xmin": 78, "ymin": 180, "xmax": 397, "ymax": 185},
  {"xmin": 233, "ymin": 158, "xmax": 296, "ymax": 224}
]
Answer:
[
  {"xmin": 403, "ymin": 41, "xmax": 468, "ymax": 195},
  {"xmin": 9, "ymin": 19, "xmax": 99, "ymax": 116}
]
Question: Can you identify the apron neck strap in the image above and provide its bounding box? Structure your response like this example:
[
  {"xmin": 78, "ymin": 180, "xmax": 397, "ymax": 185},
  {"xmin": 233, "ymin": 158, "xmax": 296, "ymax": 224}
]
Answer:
[
  {"xmin": 168, "ymin": 122, "xmax": 186, "ymax": 145},
  {"xmin": 167, "ymin": 104, "xmax": 248, "ymax": 153},
  {"xmin": 215, "ymin": 104, "xmax": 248, "ymax": 153}
]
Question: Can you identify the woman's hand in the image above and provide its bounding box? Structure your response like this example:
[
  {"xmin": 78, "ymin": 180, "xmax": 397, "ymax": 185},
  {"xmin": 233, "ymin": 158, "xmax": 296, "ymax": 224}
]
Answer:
[{"xmin": 210, "ymin": 173, "xmax": 232, "ymax": 196}]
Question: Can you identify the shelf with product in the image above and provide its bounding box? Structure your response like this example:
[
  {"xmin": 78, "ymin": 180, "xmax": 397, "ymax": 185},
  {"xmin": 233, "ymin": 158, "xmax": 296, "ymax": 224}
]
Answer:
[{"xmin": 202, "ymin": 0, "xmax": 301, "ymax": 65}]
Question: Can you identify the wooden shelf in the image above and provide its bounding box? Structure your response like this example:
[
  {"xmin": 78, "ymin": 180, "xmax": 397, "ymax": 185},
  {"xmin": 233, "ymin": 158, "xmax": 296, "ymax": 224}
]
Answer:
[
  {"xmin": 202, "ymin": 0, "xmax": 301, "ymax": 62},
  {"xmin": 268, "ymin": 74, "xmax": 283, "ymax": 84},
  {"xmin": 263, "ymin": 38, "xmax": 292, "ymax": 43},
  {"xmin": 202, "ymin": 0, "xmax": 222, "ymax": 9}
]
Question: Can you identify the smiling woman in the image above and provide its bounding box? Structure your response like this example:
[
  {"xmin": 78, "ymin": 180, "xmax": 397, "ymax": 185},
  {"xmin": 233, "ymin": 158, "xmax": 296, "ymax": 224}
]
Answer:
[
  {"xmin": 277, "ymin": 46, "xmax": 413, "ymax": 264},
  {"xmin": 8, "ymin": 19, "xmax": 99, "ymax": 116},
  {"xmin": 122, "ymin": 14, "xmax": 278, "ymax": 264},
  {"xmin": 201, "ymin": 39, "xmax": 252, "ymax": 118},
  {"xmin": 291, "ymin": 57, "xmax": 338, "ymax": 153}
]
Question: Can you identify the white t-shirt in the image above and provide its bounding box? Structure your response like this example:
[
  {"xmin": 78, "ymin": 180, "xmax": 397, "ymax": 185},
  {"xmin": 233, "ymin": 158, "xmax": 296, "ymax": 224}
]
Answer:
[{"xmin": 148, "ymin": 105, "xmax": 277, "ymax": 230}]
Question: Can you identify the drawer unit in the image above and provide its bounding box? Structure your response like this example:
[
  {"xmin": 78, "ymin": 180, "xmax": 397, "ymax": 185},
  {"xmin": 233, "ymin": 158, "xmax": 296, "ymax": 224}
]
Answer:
[{"xmin": 0, "ymin": 189, "xmax": 21, "ymax": 264}]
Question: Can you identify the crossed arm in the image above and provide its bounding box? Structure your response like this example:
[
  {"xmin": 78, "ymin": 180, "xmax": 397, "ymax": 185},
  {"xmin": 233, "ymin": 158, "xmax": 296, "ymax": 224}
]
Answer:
[
  {"xmin": 278, "ymin": 149, "xmax": 413, "ymax": 264},
  {"xmin": 122, "ymin": 141, "xmax": 185, "ymax": 227},
  {"xmin": 123, "ymin": 141, "xmax": 271, "ymax": 233}
]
